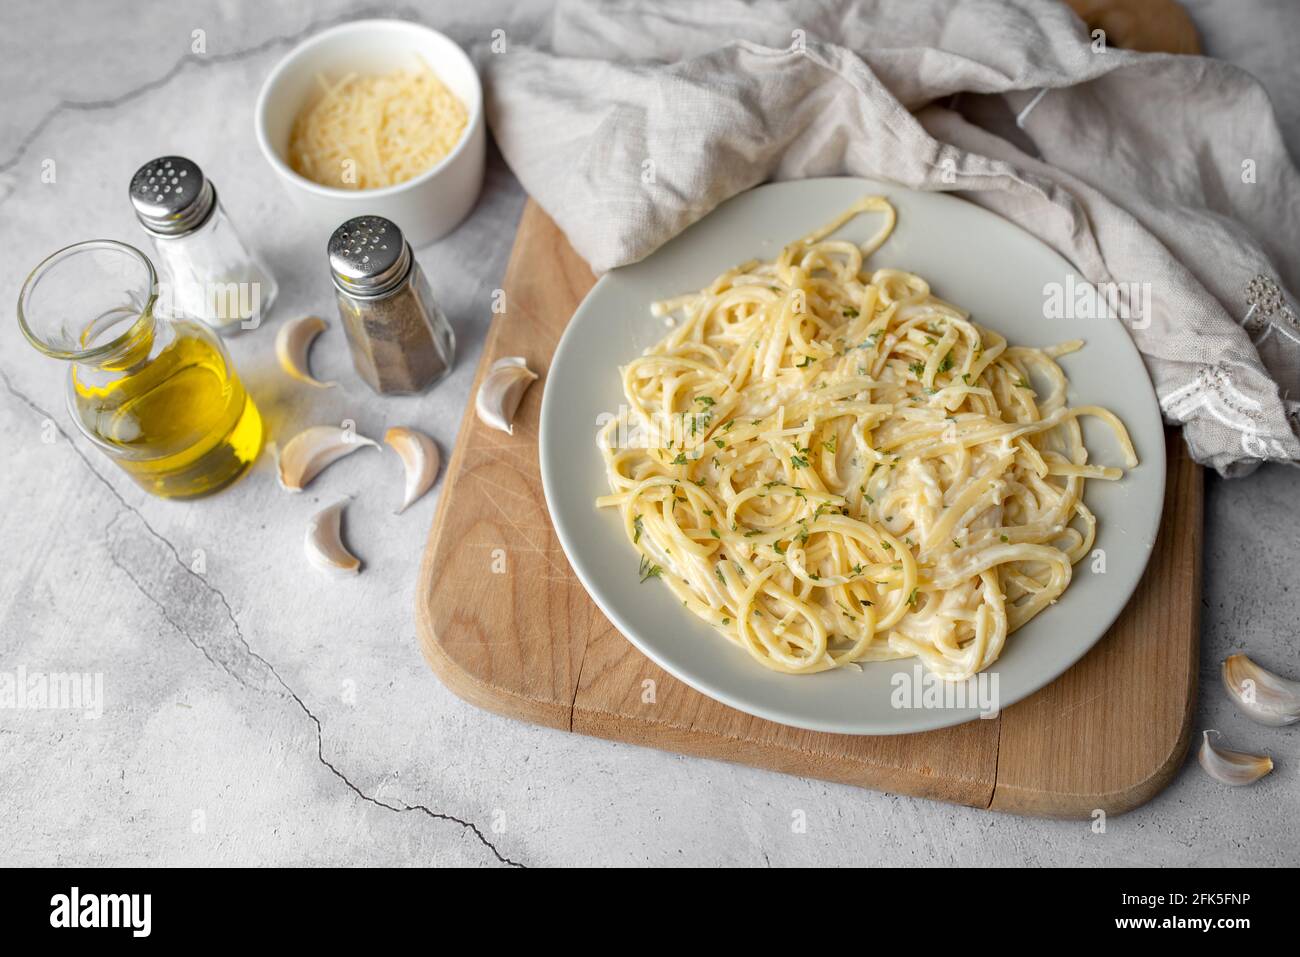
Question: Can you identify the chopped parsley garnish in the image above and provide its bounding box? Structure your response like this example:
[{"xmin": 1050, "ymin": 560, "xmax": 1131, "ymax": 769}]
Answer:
[
  {"xmin": 790, "ymin": 454, "xmax": 809, "ymax": 469},
  {"xmin": 909, "ymin": 360, "xmax": 926, "ymax": 377},
  {"xmin": 633, "ymin": 514, "xmax": 643, "ymax": 544},
  {"xmin": 906, "ymin": 587, "xmax": 920, "ymax": 607},
  {"xmin": 842, "ymin": 306, "xmax": 859, "ymax": 318},
  {"xmin": 638, "ymin": 557, "xmax": 663, "ymax": 583}
]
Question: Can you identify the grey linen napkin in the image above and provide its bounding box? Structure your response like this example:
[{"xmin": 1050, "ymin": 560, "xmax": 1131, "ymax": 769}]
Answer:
[{"xmin": 481, "ymin": 0, "xmax": 1300, "ymax": 475}]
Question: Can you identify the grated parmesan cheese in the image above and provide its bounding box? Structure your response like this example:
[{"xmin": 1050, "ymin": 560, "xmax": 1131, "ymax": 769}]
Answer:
[{"xmin": 288, "ymin": 59, "xmax": 468, "ymax": 190}]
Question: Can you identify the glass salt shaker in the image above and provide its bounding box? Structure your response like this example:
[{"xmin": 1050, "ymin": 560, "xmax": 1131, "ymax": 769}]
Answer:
[
  {"xmin": 327, "ymin": 215, "xmax": 456, "ymax": 395},
  {"xmin": 129, "ymin": 155, "xmax": 278, "ymax": 334}
]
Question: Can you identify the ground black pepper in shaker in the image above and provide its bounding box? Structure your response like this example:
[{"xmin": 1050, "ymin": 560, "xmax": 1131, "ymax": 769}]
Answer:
[{"xmin": 327, "ymin": 215, "xmax": 455, "ymax": 394}]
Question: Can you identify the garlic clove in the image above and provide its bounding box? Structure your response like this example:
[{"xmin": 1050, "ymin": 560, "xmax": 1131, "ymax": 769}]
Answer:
[
  {"xmin": 385, "ymin": 426, "xmax": 441, "ymax": 513},
  {"xmin": 475, "ymin": 356, "xmax": 539, "ymax": 435},
  {"xmin": 278, "ymin": 425, "xmax": 378, "ymax": 492},
  {"xmin": 305, "ymin": 500, "xmax": 360, "ymax": 575},
  {"xmin": 276, "ymin": 315, "xmax": 336, "ymax": 388},
  {"xmin": 1223, "ymin": 653, "xmax": 1300, "ymax": 727},
  {"xmin": 1197, "ymin": 730, "xmax": 1273, "ymax": 786}
]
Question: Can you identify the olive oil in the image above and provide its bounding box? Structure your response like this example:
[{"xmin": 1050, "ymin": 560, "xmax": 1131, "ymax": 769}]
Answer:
[
  {"xmin": 19, "ymin": 240, "xmax": 263, "ymax": 500},
  {"xmin": 71, "ymin": 319, "xmax": 262, "ymax": 498}
]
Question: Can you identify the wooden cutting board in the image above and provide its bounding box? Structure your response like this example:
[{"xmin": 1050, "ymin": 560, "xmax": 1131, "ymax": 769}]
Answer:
[{"xmin": 416, "ymin": 200, "xmax": 1202, "ymax": 816}]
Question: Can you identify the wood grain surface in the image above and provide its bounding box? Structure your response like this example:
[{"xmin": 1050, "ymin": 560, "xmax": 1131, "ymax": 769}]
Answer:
[
  {"xmin": 1065, "ymin": 0, "xmax": 1201, "ymax": 55},
  {"xmin": 416, "ymin": 200, "xmax": 1202, "ymax": 816}
]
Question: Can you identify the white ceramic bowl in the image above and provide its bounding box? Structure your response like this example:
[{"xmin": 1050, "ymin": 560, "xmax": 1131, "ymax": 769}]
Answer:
[{"xmin": 254, "ymin": 19, "xmax": 485, "ymax": 248}]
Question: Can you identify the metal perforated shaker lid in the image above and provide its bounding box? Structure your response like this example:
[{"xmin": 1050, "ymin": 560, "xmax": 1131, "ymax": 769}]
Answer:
[
  {"xmin": 328, "ymin": 216, "xmax": 411, "ymax": 299},
  {"xmin": 128, "ymin": 156, "xmax": 216, "ymax": 237}
]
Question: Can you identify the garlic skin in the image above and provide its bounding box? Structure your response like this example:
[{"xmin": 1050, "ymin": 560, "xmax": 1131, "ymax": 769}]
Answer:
[
  {"xmin": 276, "ymin": 316, "xmax": 335, "ymax": 388},
  {"xmin": 305, "ymin": 500, "xmax": 360, "ymax": 575},
  {"xmin": 1197, "ymin": 730, "xmax": 1273, "ymax": 786},
  {"xmin": 475, "ymin": 356, "xmax": 538, "ymax": 435},
  {"xmin": 278, "ymin": 425, "xmax": 378, "ymax": 492},
  {"xmin": 1223, "ymin": 653, "xmax": 1300, "ymax": 727},
  {"xmin": 385, "ymin": 426, "xmax": 441, "ymax": 513}
]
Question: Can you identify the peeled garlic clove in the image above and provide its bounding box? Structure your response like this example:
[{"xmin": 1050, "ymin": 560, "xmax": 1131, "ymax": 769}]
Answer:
[
  {"xmin": 385, "ymin": 426, "xmax": 441, "ymax": 513},
  {"xmin": 278, "ymin": 425, "xmax": 378, "ymax": 491},
  {"xmin": 276, "ymin": 316, "xmax": 335, "ymax": 388},
  {"xmin": 1223, "ymin": 653, "xmax": 1300, "ymax": 727},
  {"xmin": 475, "ymin": 356, "xmax": 538, "ymax": 435},
  {"xmin": 305, "ymin": 500, "xmax": 360, "ymax": 576},
  {"xmin": 1197, "ymin": 730, "xmax": 1273, "ymax": 786}
]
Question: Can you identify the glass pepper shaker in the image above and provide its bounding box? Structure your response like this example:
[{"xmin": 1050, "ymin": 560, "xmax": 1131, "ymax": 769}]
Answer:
[
  {"xmin": 129, "ymin": 155, "xmax": 278, "ymax": 334},
  {"xmin": 327, "ymin": 215, "xmax": 455, "ymax": 395}
]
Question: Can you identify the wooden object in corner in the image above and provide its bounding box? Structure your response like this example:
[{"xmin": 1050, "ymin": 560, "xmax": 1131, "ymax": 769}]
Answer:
[{"xmin": 1065, "ymin": 0, "xmax": 1201, "ymax": 55}]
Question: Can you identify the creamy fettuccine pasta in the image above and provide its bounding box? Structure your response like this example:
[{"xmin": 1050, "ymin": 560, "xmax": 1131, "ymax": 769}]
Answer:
[{"xmin": 596, "ymin": 197, "xmax": 1137, "ymax": 682}]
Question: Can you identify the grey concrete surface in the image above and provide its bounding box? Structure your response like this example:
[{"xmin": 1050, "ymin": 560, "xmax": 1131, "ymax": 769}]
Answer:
[{"xmin": 0, "ymin": 0, "xmax": 1296, "ymax": 867}]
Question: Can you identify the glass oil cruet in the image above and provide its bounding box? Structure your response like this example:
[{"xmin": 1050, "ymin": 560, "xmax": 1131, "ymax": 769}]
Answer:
[{"xmin": 17, "ymin": 240, "xmax": 263, "ymax": 499}]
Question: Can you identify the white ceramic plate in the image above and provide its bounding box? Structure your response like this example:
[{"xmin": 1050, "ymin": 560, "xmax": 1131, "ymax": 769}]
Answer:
[{"xmin": 539, "ymin": 177, "xmax": 1165, "ymax": 735}]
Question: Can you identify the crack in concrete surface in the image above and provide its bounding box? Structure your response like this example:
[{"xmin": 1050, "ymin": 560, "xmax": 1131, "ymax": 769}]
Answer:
[
  {"xmin": 0, "ymin": 5, "xmax": 429, "ymax": 183},
  {"xmin": 1, "ymin": 367, "xmax": 525, "ymax": 868}
]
